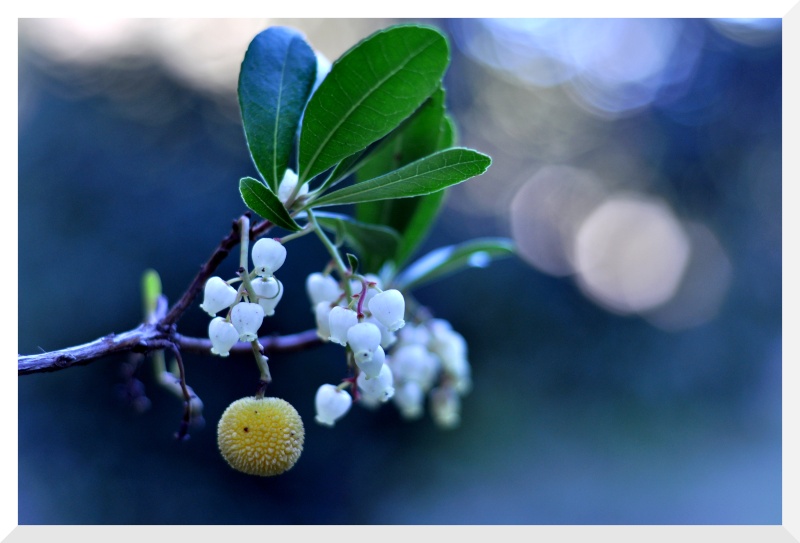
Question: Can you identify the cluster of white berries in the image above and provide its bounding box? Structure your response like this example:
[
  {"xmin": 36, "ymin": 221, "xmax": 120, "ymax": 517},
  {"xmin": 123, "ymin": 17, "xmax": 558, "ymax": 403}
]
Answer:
[
  {"xmin": 309, "ymin": 272, "xmax": 472, "ymax": 430},
  {"xmin": 200, "ymin": 237, "xmax": 287, "ymax": 356}
]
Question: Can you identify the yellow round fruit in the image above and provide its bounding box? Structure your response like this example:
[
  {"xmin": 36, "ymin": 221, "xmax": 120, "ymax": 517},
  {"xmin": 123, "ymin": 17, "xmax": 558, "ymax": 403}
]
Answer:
[{"xmin": 217, "ymin": 396, "xmax": 304, "ymax": 477}]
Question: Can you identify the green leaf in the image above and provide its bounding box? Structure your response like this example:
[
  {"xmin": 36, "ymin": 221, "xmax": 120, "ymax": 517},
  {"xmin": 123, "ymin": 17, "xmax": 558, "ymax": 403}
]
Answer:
[
  {"xmin": 239, "ymin": 27, "xmax": 317, "ymax": 192},
  {"xmin": 355, "ymin": 88, "xmax": 459, "ymax": 268},
  {"xmin": 322, "ymin": 93, "xmax": 452, "ymax": 199},
  {"xmin": 391, "ymin": 189, "xmax": 446, "ymax": 268},
  {"xmin": 355, "ymin": 88, "xmax": 446, "ymax": 220},
  {"xmin": 313, "ymin": 140, "xmax": 379, "ymax": 195},
  {"xmin": 346, "ymin": 253, "xmax": 360, "ymax": 275},
  {"xmin": 394, "ymin": 238, "xmax": 516, "ymax": 291},
  {"xmin": 239, "ymin": 177, "xmax": 302, "ymax": 231},
  {"xmin": 313, "ymin": 211, "xmax": 401, "ymax": 263},
  {"xmin": 298, "ymin": 24, "xmax": 450, "ymax": 183},
  {"xmin": 308, "ymin": 148, "xmax": 491, "ymax": 208},
  {"xmin": 440, "ymin": 113, "xmax": 458, "ymax": 149}
]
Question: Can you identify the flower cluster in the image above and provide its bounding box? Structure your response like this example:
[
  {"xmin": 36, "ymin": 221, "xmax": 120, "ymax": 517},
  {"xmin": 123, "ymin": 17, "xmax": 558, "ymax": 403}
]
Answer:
[
  {"xmin": 309, "ymin": 272, "xmax": 402, "ymax": 426},
  {"xmin": 389, "ymin": 318, "xmax": 472, "ymax": 429},
  {"xmin": 308, "ymin": 271, "xmax": 472, "ymax": 430},
  {"xmin": 200, "ymin": 237, "xmax": 287, "ymax": 356}
]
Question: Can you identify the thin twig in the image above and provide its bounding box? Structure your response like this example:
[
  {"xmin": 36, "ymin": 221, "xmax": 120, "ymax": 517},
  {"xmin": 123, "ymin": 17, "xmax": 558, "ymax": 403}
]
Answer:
[
  {"xmin": 17, "ymin": 213, "xmax": 322, "ymax": 377},
  {"xmin": 18, "ymin": 326, "xmax": 175, "ymax": 375},
  {"xmin": 162, "ymin": 215, "xmax": 274, "ymax": 327},
  {"xmin": 175, "ymin": 329, "xmax": 322, "ymax": 355},
  {"xmin": 168, "ymin": 345, "xmax": 193, "ymax": 441},
  {"xmin": 18, "ymin": 328, "xmax": 323, "ymax": 375}
]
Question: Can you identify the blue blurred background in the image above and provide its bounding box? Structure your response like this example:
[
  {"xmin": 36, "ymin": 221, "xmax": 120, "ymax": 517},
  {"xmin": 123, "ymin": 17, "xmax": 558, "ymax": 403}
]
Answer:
[{"xmin": 17, "ymin": 18, "xmax": 782, "ymax": 524}]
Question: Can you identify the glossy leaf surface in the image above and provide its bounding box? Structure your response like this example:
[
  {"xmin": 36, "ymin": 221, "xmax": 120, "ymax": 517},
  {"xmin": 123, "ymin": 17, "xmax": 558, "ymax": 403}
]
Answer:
[
  {"xmin": 299, "ymin": 25, "xmax": 449, "ymax": 183},
  {"xmin": 239, "ymin": 27, "xmax": 317, "ymax": 191},
  {"xmin": 393, "ymin": 238, "xmax": 516, "ymax": 291},
  {"xmin": 239, "ymin": 177, "xmax": 302, "ymax": 231},
  {"xmin": 309, "ymin": 148, "xmax": 491, "ymax": 208}
]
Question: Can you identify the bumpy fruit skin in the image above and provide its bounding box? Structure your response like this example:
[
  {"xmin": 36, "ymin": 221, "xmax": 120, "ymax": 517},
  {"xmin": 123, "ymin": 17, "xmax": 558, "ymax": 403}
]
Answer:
[{"xmin": 217, "ymin": 396, "xmax": 304, "ymax": 477}]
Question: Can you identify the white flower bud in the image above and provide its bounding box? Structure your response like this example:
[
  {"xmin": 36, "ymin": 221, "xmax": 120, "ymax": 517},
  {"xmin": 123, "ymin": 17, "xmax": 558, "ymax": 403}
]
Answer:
[
  {"xmin": 368, "ymin": 289, "xmax": 405, "ymax": 332},
  {"xmin": 306, "ymin": 272, "xmax": 341, "ymax": 306},
  {"xmin": 230, "ymin": 302, "xmax": 265, "ymax": 342},
  {"xmin": 357, "ymin": 363, "xmax": 394, "ymax": 403},
  {"xmin": 199, "ymin": 276, "xmax": 237, "ymax": 317},
  {"xmin": 208, "ymin": 317, "xmax": 239, "ymax": 357},
  {"xmin": 430, "ymin": 386, "xmax": 461, "ymax": 429},
  {"xmin": 356, "ymin": 345, "xmax": 385, "ymax": 379},
  {"xmin": 357, "ymin": 393, "xmax": 381, "ymax": 410},
  {"xmin": 347, "ymin": 322, "xmax": 381, "ymax": 364},
  {"xmin": 314, "ymin": 384, "xmax": 352, "ymax": 427},
  {"xmin": 430, "ymin": 328, "xmax": 468, "ymax": 375},
  {"xmin": 397, "ymin": 322, "xmax": 431, "ymax": 347},
  {"xmin": 365, "ymin": 315, "xmax": 397, "ymax": 349},
  {"xmin": 327, "ymin": 306, "xmax": 358, "ymax": 346},
  {"xmin": 393, "ymin": 381, "xmax": 424, "ymax": 420},
  {"xmin": 251, "ymin": 277, "xmax": 283, "ymax": 316},
  {"xmin": 427, "ymin": 318, "xmax": 453, "ymax": 337},
  {"xmin": 452, "ymin": 363, "xmax": 473, "ymax": 396},
  {"xmin": 314, "ymin": 302, "xmax": 333, "ymax": 341},
  {"xmin": 277, "ymin": 169, "xmax": 308, "ymax": 204},
  {"xmin": 251, "ymin": 238, "xmax": 286, "ymax": 278},
  {"xmin": 390, "ymin": 344, "xmax": 440, "ymax": 392}
]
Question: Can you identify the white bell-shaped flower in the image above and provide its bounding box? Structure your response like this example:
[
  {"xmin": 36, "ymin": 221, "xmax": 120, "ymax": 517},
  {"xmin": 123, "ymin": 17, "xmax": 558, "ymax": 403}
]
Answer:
[
  {"xmin": 314, "ymin": 384, "xmax": 352, "ymax": 427},
  {"xmin": 427, "ymin": 318, "xmax": 453, "ymax": 337},
  {"xmin": 199, "ymin": 276, "xmax": 238, "ymax": 317},
  {"xmin": 368, "ymin": 289, "xmax": 405, "ymax": 332},
  {"xmin": 356, "ymin": 345, "xmax": 386, "ymax": 379},
  {"xmin": 277, "ymin": 168, "xmax": 308, "ymax": 204},
  {"xmin": 429, "ymin": 327, "xmax": 468, "ymax": 375},
  {"xmin": 327, "ymin": 306, "xmax": 358, "ymax": 346},
  {"xmin": 251, "ymin": 277, "xmax": 283, "ymax": 316},
  {"xmin": 357, "ymin": 393, "xmax": 381, "ymax": 410},
  {"xmin": 438, "ymin": 350, "xmax": 472, "ymax": 395},
  {"xmin": 306, "ymin": 272, "xmax": 341, "ymax": 306},
  {"xmin": 314, "ymin": 302, "xmax": 333, "ymax": 341},
  {"xmin": 347, "ymin": 322, "xmax": 381, "ymax": 364},
  {"xmin": 230, "ymin": 302, "xmax": 265, "ymax": 342},
  {"xmin": 365, "ymin": 315, "xmax": 397, "ymax": 349},
  {"xmin": 430, "ymin": 386, "xmax": 461, "ymax": 429},
  {"xmin": 208, "ymin": 317, "xmax": 240, "ymax": 357},
  {"xmin": 357, "ymin": 363, "xmax": 394, "ymax": 403},
  {"xmin": 393, "ymin": 381, "xmax": 424, "ymax": 420},
  {"xmin": 251, "ymin": 238, "xmax": 286, "ymax": 278},
  {"xmin": 396, "ymin": 322, "xmax": 431, "ymax": 347},
  {"xmin": 390, "ymin": 343, "xmax": 440, "ymax": 392}
]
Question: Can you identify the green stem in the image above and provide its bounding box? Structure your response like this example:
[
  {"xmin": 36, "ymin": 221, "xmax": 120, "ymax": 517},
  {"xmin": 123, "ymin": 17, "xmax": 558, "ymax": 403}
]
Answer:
[
  {"xmin": 307, "ymin": 209, "xmax": 352, "ymax": 299},
  {"xmin": 152, "ymin": 349, "xmax": 167, "ymax": 376},
  {"xmin": 238, "ymin": 214, "xmax": 272, "ymax": 397},
  {"xmin": 279, "ymin": 224, "xmax": 315, "ymax": 244},
  {"xmin": 236, "ymin": 215, "xmax": 259, "ymax": 301},
  {"xmin": 252, "ymin": 341, "xmax": 271, "ymax": 398},
  {"xmin": 239, "ymin": 271, "xmax": 257, "ymax": 302},
  {"xmin": 239, "ymin": 215, "xmax": 250, "ymax": 271}
]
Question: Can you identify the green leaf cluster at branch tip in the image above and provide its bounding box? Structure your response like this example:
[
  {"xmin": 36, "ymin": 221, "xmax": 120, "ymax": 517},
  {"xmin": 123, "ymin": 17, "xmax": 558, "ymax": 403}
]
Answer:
[{"xmin": 237, "ymin": 23, "xmax": 500, "ymax": 282}]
